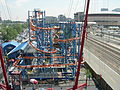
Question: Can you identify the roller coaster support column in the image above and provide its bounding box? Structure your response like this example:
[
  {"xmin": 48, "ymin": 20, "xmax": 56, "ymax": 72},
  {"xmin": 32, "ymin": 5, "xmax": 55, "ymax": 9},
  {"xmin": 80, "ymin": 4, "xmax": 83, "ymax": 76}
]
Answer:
[
  {"xmin": 77, "ymin": 24, "xmax": 81, "ymax": 56},
  {"xmin": 28, "ymin": 11, "xmax": 30, "ymax": 41},
  {"xmin": 60, "ymin": 23, "xmax": 65, "ymax": 63},
  {"xmin": 73, "ymin": 0, "xmax": 90, "ymax": 89},
  {"xmin": 43, "ymin": 11, "xmax": 45, "ymax": 27},
  {"xmin": 72, "ymin": 22, "xmax": 77, "ymax": 59},
  {"xmin": 0, "ymin": 46, "xmax": 12, "ymax": 90}
]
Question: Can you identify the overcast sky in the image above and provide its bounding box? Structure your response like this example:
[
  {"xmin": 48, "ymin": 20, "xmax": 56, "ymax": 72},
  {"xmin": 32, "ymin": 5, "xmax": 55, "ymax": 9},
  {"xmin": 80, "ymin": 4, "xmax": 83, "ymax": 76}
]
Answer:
[{"xmin": 0, "ymin": 0, "xmax": 120, "ymax": 21}]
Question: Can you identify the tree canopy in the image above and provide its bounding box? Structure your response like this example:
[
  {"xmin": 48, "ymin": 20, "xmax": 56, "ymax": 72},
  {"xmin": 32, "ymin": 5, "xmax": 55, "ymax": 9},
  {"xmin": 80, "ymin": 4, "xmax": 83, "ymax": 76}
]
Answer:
[{"xmin": 0, "ymin": 21, "xmax": 28, "ymax": 41}]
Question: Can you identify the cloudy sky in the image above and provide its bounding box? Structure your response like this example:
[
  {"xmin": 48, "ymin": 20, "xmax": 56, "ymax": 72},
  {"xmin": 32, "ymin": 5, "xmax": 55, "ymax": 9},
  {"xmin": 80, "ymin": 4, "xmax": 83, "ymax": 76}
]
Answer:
[{"xmin": 0, "ymin": 0, "xmax": 120, "ymax": 21}]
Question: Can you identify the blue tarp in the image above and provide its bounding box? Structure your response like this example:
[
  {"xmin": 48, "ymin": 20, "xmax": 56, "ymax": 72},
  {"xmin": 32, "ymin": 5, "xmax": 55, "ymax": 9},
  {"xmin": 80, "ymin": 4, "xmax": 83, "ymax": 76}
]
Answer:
[
  {"xmin": 8, "ymin": 41, "xmax": 28, "ymax": 55},
  {"xmin": 2, "ymin": 41, "xmax": 19, "ymax": 48}
]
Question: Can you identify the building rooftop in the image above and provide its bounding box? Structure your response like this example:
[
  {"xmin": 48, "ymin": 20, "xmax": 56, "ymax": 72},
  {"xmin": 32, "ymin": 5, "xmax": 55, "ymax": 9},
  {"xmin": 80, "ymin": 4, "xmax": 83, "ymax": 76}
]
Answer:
[{"xmin": 89, "ymin": 11, "xmax": 120, "ymax": 15}]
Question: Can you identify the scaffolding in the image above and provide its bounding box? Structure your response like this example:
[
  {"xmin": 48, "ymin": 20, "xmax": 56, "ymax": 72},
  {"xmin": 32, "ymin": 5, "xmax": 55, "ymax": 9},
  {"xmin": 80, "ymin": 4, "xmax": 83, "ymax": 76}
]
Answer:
[{"xmin": 12, "ymin": 9, "xmax": 81, "ymax": 83}]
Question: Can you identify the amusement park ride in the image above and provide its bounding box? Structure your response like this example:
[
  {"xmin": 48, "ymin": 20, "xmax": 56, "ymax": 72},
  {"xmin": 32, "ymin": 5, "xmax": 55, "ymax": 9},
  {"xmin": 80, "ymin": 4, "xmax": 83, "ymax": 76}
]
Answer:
[{"xmin": 0, "ymin": 0, "xmax": 90, "ymax": 90}]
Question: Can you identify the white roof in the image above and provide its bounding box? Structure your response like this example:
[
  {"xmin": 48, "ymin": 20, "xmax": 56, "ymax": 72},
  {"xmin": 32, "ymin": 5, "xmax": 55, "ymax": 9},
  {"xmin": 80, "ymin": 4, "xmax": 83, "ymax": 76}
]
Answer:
[
  {"xmin": 59, "ymin": 22, "xmax": 97, "ymax": 25},
  {"xmin": 76, "ymin": 22, "xmax": 97, "ymax": 25},
  {"xmin": 89, "ymin": 11, "xmax": 120, "ymax": 15}
]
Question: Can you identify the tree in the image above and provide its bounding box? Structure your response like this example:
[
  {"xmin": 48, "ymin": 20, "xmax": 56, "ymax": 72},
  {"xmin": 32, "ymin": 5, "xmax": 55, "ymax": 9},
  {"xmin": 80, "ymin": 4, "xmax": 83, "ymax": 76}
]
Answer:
[
  {"xmin": 22, "ymin": 23, "xmax": 28, "ymax": 29},
  {"xmin": 2, "ymin": 26, "xmax": 18, "ymax": 41},
  {"xmin": 12, "ymin": 24, "xmax": 22, "ymax": 34},
  {"xmin": 0, "ymin": 21, "xmax": 28, "ymax": 41}
]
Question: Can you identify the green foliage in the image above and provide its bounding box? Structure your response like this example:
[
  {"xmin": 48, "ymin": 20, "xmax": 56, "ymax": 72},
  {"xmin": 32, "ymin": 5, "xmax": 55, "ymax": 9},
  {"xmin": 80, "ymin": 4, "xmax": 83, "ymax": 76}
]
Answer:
[
  {"xmin": 85, "ymin": 69, "xmax": 92, "ymax": 78},
  {"xmin": 0, "ymin": 21, "xmax": 27, "ymax": 41},
  {"xmin": 22, "ymin": 23, "xmax": 28, "ymax": 29},
  {"xmin": 12, "ymin": 24, "xmax": 22, "ymax": 34}
]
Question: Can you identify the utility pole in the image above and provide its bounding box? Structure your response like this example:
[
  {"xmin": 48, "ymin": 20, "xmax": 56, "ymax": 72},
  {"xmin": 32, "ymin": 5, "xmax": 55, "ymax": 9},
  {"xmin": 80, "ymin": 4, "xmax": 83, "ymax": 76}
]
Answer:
[{"xmin": 73, "ymin": 0, "xmax": 90, "ymax": 89}]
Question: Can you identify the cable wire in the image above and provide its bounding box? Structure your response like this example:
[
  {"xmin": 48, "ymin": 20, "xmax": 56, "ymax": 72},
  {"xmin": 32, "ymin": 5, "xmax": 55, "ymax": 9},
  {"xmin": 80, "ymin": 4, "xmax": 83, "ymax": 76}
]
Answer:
[
  {"xmin": 0, "ymin": 0, "xmax": 7, "ymax": 20},
  {"xmin": 68, "ymin": 0, "xmax": 74, "ymax": 18},
  {"xmin": 74, "ymin": 0, "xmax": 80, "ymax": 13},
  {"xmin": 4, "ymin": 0, "xmax": 12, "ymax": 20}
]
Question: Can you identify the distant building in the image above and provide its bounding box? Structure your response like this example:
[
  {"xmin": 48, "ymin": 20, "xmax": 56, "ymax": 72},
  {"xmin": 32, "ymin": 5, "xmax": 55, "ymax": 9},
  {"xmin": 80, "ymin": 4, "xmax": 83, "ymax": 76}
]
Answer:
[
  {"xmin": 101, "ymin": 8, "xmax": 108, "ymax": 11},
  {"xmin": 58, "ymin": 15, "xmax": 66, "ymax": 22},
  {"xmin": 112, "ymin": 8, "xmax": 120, "ymax": 12},
  {"xmin": 74, "ymin": 12, "xmax": 84, "ymax": 22},
  {"xmin": 45, "ymin": 16, "xmax": 58, "ymax": 23},
  {"xmin": 88, "ymin": 12, "xmax": 120, "ymax": 27},
  {"xmin": 66, "ymin": 18, "xmax": 74, "ymax": 22},
  {"xmin": 74, "ymin": 11, "xmax": 120, "ymax": 27}
]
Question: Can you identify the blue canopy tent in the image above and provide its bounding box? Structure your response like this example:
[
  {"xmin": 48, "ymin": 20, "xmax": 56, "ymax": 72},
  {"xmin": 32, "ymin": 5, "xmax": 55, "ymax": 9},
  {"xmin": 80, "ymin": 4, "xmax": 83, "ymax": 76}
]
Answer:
[
  {"xmin": 7, "ymin": 41, "xmax": 28, "ymax": 58},
  {"xmin": 2, "ymin": 41, "xmax": 19, "ymax": 55}
]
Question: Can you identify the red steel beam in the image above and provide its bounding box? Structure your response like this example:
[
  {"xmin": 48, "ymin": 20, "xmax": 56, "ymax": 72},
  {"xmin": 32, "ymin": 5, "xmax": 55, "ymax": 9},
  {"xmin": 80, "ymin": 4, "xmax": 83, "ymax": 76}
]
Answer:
[
  {"xmin": 73, "ymin": 0, "xmax": 90, "ymax": 89},
  {"xmin": 0, "ymin": 46, "xmax": 12, "ymax": 90}
]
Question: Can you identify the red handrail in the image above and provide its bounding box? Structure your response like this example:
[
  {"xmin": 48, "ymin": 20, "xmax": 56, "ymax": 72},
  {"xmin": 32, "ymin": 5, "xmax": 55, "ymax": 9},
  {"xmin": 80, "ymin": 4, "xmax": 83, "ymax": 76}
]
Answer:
[
  {"xmin": 29, "ymin": 41, "xmax": 58, "ymax": 54},
  {"xmin": 22, "ymin": 56, "xmax": 64, "ymax": 59},
  {"xmin": 13, "ymin": 59, "xmax": 76, "ymax": 68},
  {"xmin": 30, "ymin": 21, "xmax": 60, "ymax": 30},
  {"xmin": 54, "ymin": 37, "xmax": 80, "ymax": 42}
]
